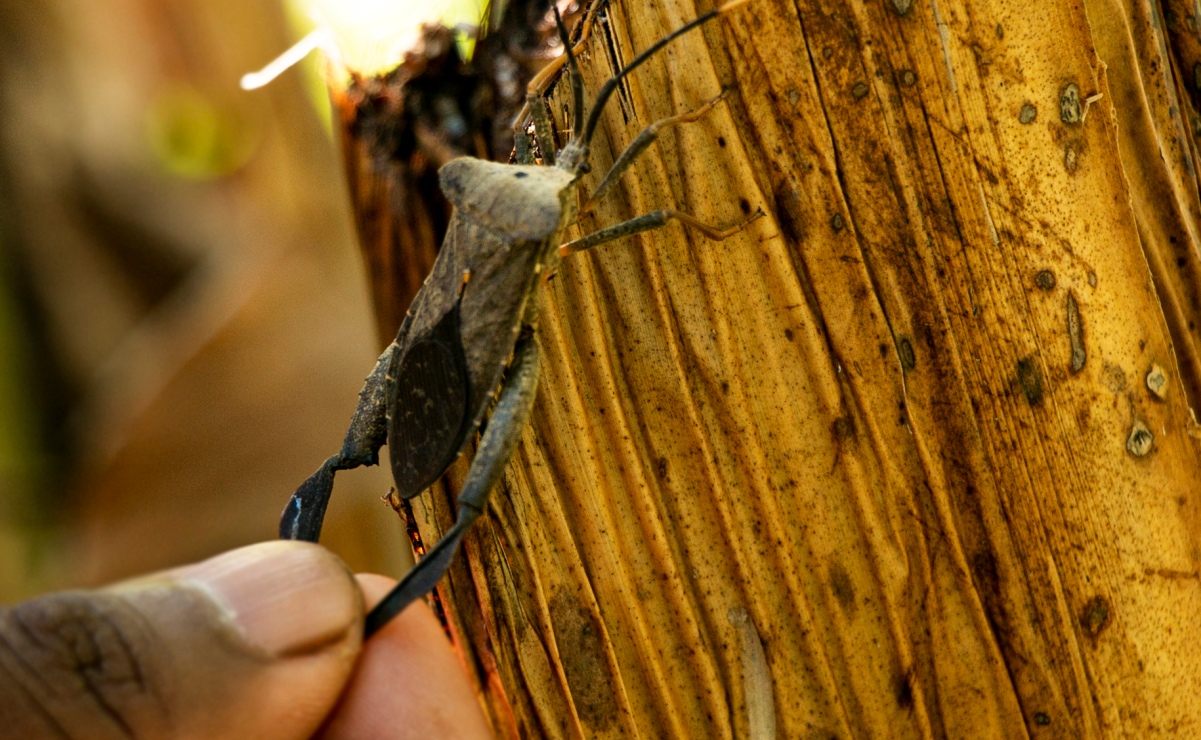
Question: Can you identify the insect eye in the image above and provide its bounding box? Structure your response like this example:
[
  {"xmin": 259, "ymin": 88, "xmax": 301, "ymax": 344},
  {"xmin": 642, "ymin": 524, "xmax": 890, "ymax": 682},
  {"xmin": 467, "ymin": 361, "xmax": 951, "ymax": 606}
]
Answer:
[{"xmin": 514, "ymin": 172, "xmax": 528, "ymax": 179}]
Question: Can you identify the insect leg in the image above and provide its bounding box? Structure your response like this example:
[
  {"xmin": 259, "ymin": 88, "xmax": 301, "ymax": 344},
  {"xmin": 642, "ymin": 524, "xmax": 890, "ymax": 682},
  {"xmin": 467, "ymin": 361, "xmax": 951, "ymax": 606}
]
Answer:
[
  {"xmin": 559, "ymin": 207, "xmax": 764, "ymax": 257},
  {"xmin": 512, "ymin": 4, "xmax": 601, "ymax": 140},
  {"xmin": 509, "ymin": 2, "xmax": 600, "ymax": 164},
  {"xmin": 530, "ymin": 99, "xmax": 558, "ymax": 167},
  {"xmin": 364, "ymin": 333, "xmax": 541, "ymax": 637},
  {"xmin": 530, "ymin": 7, "xmax": 590, "ymax": 166},
  {"xmin": 516, "ymin": 126, "xmax": 536, "ymax": 164},
  {"xmin": 280, "ymin": 344, "xmax": 395, "ymax": 541},
  {"xmin": 581, "ymin": 91, "xmax": 729, "ymax": 214},
  {"xmin": 575, "ymin": 0, "xmax": 751, "ymax": 149},
  {"xmin": 553, "ymin": 7, "xmax": 586, "ymax": 145}
]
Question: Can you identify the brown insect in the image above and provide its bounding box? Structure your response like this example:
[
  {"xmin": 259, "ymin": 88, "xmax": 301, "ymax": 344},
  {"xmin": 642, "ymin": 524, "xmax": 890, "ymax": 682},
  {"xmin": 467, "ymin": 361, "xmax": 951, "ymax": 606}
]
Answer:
[{"xmin": 280, "ymin": 0, "xmax": 759, "ymax": 637}]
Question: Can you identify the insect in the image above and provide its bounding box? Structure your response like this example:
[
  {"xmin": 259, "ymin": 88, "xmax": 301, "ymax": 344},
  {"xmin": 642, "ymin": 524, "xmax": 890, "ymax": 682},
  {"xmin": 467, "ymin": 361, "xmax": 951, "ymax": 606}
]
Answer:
[{"xmin": 281, "ymin": 0, "xmax": 760, "ymax": 637}]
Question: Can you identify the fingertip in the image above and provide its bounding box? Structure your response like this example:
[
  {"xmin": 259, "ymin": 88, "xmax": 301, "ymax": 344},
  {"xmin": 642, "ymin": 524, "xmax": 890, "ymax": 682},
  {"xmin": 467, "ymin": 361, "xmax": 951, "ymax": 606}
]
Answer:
[
  {"xmin": 7, "ymin": 542, "xmax": 367, "ymax": 740},
  {"xmin": 318, "ymin": 577, "xmax": 492, "ymax": 739},
  {"xmin": 180, "ymin": 540, "xmax": 363, "ymax": 657}
]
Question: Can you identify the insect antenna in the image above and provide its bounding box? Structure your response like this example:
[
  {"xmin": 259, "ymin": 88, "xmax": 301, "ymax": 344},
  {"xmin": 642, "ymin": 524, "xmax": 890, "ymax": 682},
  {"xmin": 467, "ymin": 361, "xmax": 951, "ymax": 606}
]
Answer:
[
  {"xmin": 576, "ymin": 0, "xmax": 750, "ymax": 149},
  {"xmin": 553, "ymin": 6, "xmax": 586, "ymax": 141}
]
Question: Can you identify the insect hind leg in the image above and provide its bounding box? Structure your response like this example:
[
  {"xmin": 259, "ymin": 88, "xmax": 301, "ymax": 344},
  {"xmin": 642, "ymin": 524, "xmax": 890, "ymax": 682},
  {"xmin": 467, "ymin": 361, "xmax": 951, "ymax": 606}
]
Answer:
[
  {"xmin": 581, "ymin": 90, "xmax": 729, "ymax": 215},
  {"xmin": 364, "ymin": 333, "xmax": 541, "ymax": 636},
  {"xmin": 514, "ymin": 1, "xmax": 604, "ymax": 165},
  {"xmin": 280, "ymin": 344, "xmax": 395, "ymax": 541},
  {"xmin": 560, "ymin": 207, "xmax": 763, "ymax": 257}
]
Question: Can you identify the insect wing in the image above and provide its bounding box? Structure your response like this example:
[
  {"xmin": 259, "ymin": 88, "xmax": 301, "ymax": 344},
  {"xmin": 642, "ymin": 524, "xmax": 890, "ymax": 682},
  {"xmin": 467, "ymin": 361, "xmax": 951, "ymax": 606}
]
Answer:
[
  {"xmin": 439, "ymin": 159, "xmax": 568, "ymax": 421},
  {"xmin": 388, "ymin": 302, "xmax": 472, "ymax": 499}
]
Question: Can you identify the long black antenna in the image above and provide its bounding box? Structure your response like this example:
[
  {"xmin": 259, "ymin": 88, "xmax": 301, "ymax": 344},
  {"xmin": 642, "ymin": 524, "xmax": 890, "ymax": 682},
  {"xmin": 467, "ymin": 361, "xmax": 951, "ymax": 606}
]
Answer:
[
  {"xmin": 577, "ymin": 0, "xmax": 747, "ymax": 148},
  {"xmin": 553, "ymin": 6, "xmax": 586, "ymax": 138}
]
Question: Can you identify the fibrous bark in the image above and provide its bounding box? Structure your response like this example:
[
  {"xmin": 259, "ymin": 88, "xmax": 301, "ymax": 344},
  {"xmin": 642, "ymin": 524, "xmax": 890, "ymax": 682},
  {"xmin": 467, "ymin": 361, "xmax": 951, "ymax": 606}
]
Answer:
[{"xmin": 366, "ymin": 0, "xmax": 1201, "ymax": 736}]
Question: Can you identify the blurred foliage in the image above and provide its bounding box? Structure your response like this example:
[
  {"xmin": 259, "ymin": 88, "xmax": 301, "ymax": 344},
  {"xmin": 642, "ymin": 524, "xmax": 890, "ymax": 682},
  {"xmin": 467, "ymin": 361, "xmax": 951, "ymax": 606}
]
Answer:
[
  {"xmin": 0, "ymin": 0, "xmax": 404, "ymax": 602},
  {"xmin": 0, "ymin": 227, "xmax": 61, "ymax": 595},
  {"xmin": 292, "ymin": 0, "xmax": 489, "ymax": 75},
  {"xmin": 147, "ymin": 84, "xmax": 258, "ymax": 178}
]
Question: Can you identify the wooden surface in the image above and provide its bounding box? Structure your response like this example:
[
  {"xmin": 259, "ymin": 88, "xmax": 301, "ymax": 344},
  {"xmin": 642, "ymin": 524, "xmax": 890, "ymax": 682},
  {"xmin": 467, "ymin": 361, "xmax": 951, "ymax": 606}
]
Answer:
[{"xmin": 400, "ymin": 0, "xmax": 1201, "ymax": 736}]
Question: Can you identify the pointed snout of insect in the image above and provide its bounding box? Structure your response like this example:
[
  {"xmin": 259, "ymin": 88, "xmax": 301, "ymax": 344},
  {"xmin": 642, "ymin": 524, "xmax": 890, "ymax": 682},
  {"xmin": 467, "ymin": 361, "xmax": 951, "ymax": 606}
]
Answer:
[{"xmin": 556, "ymin": 141, "xmax": 591, "ymax": 176}]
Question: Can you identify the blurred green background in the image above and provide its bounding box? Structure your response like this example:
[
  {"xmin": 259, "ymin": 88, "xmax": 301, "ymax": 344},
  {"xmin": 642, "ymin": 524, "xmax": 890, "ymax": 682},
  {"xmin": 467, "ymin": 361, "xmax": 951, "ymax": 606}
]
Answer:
[{"xmin": 0, "ymin": 0, "xmax": 408, "ymax": 601}]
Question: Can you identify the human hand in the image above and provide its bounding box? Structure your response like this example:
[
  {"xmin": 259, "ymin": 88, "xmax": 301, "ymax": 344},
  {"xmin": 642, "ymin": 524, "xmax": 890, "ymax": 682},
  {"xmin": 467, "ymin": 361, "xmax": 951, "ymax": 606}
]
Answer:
[{"xmin": 0, "ymin": 541, "xmax": 493, "ymax": 739}]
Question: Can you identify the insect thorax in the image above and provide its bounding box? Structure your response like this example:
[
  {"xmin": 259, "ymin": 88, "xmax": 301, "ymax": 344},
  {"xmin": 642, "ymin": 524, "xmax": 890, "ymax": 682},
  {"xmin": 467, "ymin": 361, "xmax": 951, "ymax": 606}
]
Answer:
[{"xmin": 439, "ymin": 157, "xmax": 578, "ymax": 244}]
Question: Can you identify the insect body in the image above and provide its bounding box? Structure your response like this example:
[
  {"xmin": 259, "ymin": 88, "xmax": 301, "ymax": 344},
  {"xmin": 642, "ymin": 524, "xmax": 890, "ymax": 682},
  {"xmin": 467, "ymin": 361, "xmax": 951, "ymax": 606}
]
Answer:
[{"xmin": 282, "ymin": 0, "xmax": 758, "ymax": 637}]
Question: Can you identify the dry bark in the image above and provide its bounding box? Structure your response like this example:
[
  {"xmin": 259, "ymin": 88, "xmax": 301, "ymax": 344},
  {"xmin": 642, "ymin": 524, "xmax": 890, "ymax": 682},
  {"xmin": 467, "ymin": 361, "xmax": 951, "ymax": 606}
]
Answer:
[{"xmin": 367, "ymin": 0, "xmax": 1201, "ymax": 736}]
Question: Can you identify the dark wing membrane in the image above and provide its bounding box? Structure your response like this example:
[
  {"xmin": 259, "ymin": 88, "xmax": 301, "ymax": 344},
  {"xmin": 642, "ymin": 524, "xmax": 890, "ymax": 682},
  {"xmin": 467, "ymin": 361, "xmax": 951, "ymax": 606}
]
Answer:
[{"xmin": 388, "ymin": 302, "xmax": 471, "ymax": 499}]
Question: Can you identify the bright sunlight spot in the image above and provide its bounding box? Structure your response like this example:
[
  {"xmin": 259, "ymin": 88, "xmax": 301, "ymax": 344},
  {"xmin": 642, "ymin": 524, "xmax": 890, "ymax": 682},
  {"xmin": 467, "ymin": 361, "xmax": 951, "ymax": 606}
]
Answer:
[{"xmin": 242, "ymin": 0, "xmax": 486, "ymax": 90}]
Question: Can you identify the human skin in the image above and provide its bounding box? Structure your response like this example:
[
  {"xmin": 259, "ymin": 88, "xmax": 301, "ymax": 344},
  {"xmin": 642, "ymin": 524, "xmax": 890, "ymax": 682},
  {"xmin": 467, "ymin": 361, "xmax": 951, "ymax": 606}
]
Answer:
[{"xmin": 0, "ymin": 541, "xmax": 493, "ymax": 740}]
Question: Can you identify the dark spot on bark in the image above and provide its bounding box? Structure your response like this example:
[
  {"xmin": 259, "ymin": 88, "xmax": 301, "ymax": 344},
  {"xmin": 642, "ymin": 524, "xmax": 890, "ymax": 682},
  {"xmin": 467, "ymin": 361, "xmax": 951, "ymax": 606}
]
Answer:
[
  {"xmin": 830, "ymin": 213, "xmax": 845, "ymax": 232},
  {"xmin": 1146, "ymin": 364, "xmax": 1168, "ymax": 399},
  {"xmin": 1060, "ymin": 83, "xmax": 1082, "ymax": 124},
  {"xmin": 895, "ymin": 672, "xmax": 914, "ymax": 709},
  {"xmin": 1063, "ymin": 141, "xmax": 1081, "ymax": 174},
  {"xmin": 784, "ymin": 328, "xmax": 794, "ymax": 341},
  {"xmin": 995, "ymin": 23, "xmax": 1004, "ymax": 39},
  {"xmin": 970, "ymin": 550, "xmax": 1001, "ymax": 600},
  {"xmin": 829, "ymin": 561, "xmax": 856, "ymax": 614},
  {"xmin": 1020, "ymin": 103, "xmax": 1037, "ymax": 124},
  {"xmin": 1017, "ymin": 357, "xmax": 1043, "ymax": 405},
  {"xmin": 550, "ymin": 593, "xmax": 618, "ymax": 730},
  {"xmin": 657, "ymin": 457, "xmax": 668, "ymax": 480},
  {"xmin": 1127, "ymin": 421, "xmax": 1154, "ymax": 456},
  {"xmin": 897, "ymin": 337, "xmax": 916, "ymax": 371},
  {"xmin": 852, "ymin": 81, "xmax": 870, "ymax": 100},
  {"xmin": 717, "ymin": 136, "xmax": 726, "ymax": 147},
  {"xmin": 1034, "ymin": 712, "xmax": 1051, "ymax": 726},
  {"xmin": 833, "ymin": 415, "xmax": 856, "ymax": 442},
  {"xmin": 1067, "ymin": 291, "xmax": 1086, "ymax": 372},
  {"xmin": 773, "ymin": 186, "xmax": 805, "ymax": 244},
  {"xmin": 1178, "ymin": 257, "xmax": 1187, "ymax": 267},
  {"xmin": 514, "ymin": 171, "xmax": 528, "ymax": 178},
  {"xmin": 1080, "ymin": 595, "xmax": 1110, "ymax": 638},
  {"xmin": 739, "ymin": 198, "xmax": 752, "ymax": 215},
  {"xmin": 1034, "ymin": 269, "xmax": 1055, "ymax": 290},
  {"xmin": 721, "ymin": 381, "xmax": 730, "ymax": 394},
  {"xmin": 1195, "ymin": 62, "xmax": 1201, "ymax": 93},
  {"xmin": 1103, "ymin": 363, "xmax": 1127, "ymax": 392}
]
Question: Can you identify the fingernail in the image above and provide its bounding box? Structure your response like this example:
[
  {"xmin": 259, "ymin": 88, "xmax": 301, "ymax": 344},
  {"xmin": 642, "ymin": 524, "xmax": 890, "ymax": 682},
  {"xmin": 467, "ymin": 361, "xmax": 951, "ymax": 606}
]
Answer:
[{"xmin": 181, "ymin": 541, "xmax": 361, "ymax": 656}]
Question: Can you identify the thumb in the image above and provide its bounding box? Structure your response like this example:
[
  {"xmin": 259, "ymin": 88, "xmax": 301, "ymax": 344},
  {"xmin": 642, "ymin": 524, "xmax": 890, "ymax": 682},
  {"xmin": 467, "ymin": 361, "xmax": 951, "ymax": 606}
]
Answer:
[{"xmin": 0, "ymin": 541, "xmax": 364, "ymax": 740}]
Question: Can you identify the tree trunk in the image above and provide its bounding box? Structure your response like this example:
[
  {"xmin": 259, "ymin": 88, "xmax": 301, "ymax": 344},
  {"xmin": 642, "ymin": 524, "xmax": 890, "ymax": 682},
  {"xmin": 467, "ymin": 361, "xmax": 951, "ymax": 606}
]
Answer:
[{"xmin": 369, "ymin": 0, "xmax": 1201, "ymax": 736}]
